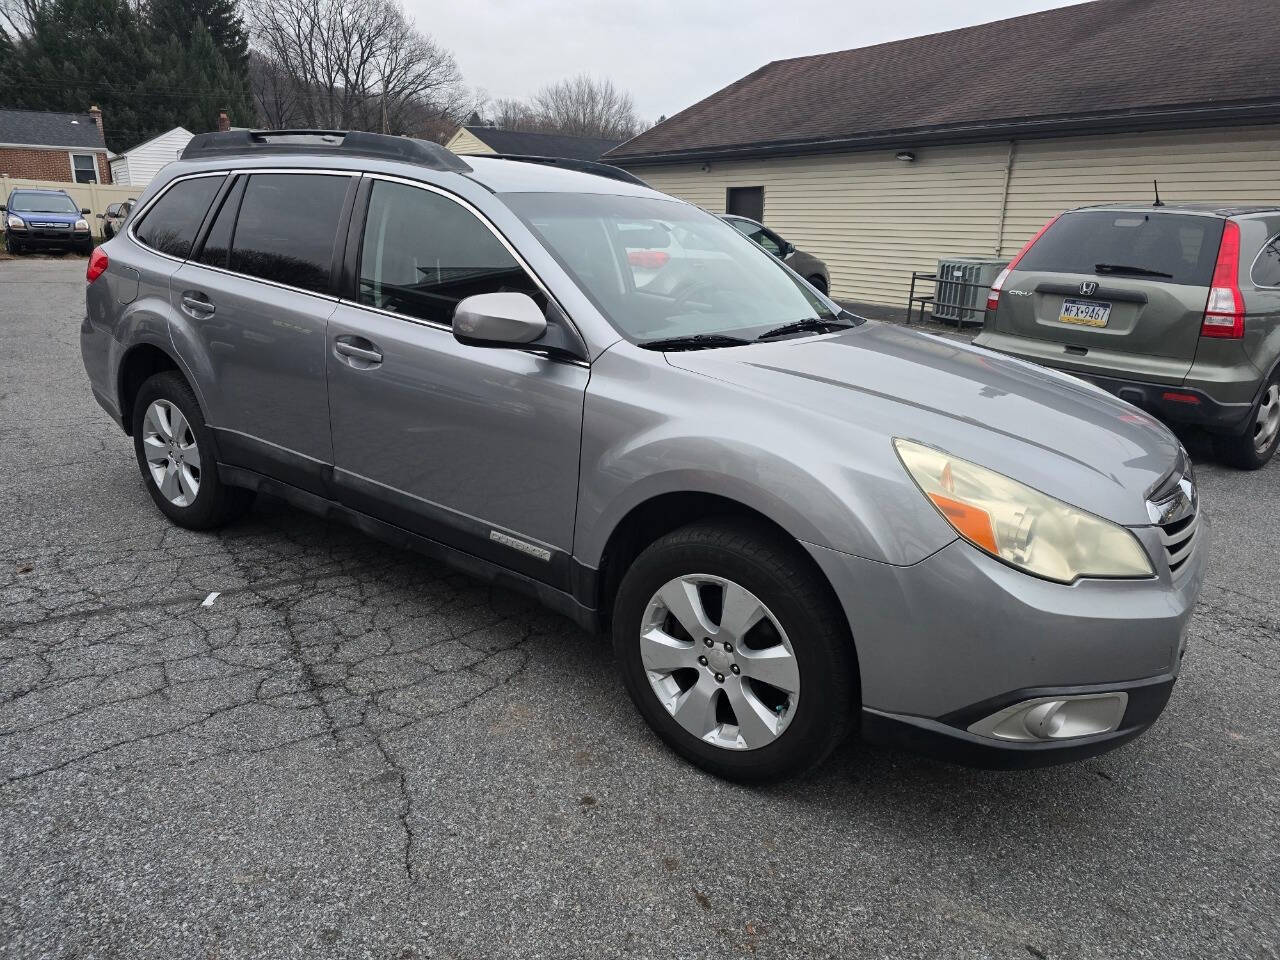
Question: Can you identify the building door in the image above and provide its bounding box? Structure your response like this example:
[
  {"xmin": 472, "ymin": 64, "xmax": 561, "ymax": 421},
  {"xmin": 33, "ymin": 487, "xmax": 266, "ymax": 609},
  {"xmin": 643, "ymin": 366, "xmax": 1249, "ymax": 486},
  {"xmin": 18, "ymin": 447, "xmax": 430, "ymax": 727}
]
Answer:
[{"xmin": 726, "ymin": 186, "xmax": 764, "ymax": 222}]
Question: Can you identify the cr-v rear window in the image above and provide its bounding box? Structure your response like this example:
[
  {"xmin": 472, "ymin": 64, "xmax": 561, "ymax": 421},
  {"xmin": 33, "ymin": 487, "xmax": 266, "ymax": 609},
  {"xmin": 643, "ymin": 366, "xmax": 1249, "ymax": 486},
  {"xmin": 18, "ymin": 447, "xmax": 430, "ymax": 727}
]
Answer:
[{"xmin": 1015, "ymin": 210, "xmax": 1225, "ymax": 286}]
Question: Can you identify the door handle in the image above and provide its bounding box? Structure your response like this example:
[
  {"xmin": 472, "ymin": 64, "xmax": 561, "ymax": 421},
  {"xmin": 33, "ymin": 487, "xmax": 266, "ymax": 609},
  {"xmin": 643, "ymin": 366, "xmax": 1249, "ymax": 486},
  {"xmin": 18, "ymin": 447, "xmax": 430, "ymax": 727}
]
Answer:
[
  {"xmin": 334, "ymin": 337, "xmax": 383, "ymax": 365},
  {"xmin": 181, "ymin": 292, "xmax": 215, "ymax": 316}
]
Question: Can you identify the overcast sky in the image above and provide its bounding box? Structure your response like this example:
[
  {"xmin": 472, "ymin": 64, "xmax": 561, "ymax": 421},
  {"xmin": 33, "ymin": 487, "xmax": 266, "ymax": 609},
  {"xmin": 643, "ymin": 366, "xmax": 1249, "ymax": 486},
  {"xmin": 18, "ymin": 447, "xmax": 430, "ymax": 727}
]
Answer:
[{"xmin": 405, "ymin": 0, "xmax": 1095, "ymax": 124}]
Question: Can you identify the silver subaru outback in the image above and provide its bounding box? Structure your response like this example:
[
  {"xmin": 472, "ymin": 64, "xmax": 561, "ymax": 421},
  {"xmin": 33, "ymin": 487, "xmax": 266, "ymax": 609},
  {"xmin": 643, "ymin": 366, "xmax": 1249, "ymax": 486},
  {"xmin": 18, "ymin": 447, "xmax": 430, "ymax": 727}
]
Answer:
[{"xmin": 80, "ymin": 131, "xmax": 1206, "ymax": 781}]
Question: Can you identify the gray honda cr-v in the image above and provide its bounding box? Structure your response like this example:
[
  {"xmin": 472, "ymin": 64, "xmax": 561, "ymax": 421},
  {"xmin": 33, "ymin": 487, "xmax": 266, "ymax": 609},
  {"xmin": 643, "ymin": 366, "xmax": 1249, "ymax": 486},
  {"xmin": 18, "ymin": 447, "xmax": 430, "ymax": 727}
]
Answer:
[
  {"xmin": 977, "ymin": 203, "xmax": 1280, "ymax": 468},
  {"xmin": 81, "ymin": 131, "xmax": 1206, "ymax": 781}
]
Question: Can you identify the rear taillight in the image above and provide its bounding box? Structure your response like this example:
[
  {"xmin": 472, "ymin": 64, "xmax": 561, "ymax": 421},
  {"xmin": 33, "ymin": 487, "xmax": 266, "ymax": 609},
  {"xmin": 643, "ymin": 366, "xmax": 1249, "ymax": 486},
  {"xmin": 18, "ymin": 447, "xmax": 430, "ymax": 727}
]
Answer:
[
  {"xmin": 86, "ymin": 246, "xmax": 108, "ymax": 284},
  {"xmin": 987, "ymin": 215, "xmax": 1060, "ymax": 312},
  {"xmin": 1201, "ymin": 220, "xmax": 1244, "ymax": 339}
]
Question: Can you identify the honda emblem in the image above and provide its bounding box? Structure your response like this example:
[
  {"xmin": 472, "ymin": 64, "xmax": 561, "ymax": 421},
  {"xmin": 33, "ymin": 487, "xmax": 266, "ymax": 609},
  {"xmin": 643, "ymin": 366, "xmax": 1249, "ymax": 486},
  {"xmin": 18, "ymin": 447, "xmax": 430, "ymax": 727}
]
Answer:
[{"xmin": 1079, "ymin": 281, "xmax": 1099, "ymax": 296}]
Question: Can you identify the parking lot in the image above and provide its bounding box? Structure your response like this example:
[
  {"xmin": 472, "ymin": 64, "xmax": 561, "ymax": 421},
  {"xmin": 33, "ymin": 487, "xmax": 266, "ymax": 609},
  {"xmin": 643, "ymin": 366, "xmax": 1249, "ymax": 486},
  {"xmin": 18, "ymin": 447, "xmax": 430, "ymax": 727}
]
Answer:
[{"xmin": 0, "ymin": 257, "xmax": 1277, "ymax": 959}]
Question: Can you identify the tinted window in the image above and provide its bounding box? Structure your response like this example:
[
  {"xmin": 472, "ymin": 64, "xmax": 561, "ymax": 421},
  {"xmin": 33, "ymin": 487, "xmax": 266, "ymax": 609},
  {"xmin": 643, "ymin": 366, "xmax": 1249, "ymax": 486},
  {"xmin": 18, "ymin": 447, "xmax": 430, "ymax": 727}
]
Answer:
[
  {"xmin": 230, "ymin": 174, "xmax": 350, "ymax": 294},
  {"xmin": 1253, "ymin": 235, "xmax": 1280, "ymax": 287},
  {"xmin": 134, "ymin": 176, "xmax": 223, "ymax": 259},
  {"xmin": 1016, "ymin": 211, "xmax": 1224, "ymax": 286},
  {"xmin": 194, "ymin": 178, "xmax": 244, "ymax": 269},
  {"xmin": 105, "ymin": 203, "xmax": 120, "ymax": 217},
  {"xmin": 359, "ymin": 180, "xmax": 542, "ymax": 326}
]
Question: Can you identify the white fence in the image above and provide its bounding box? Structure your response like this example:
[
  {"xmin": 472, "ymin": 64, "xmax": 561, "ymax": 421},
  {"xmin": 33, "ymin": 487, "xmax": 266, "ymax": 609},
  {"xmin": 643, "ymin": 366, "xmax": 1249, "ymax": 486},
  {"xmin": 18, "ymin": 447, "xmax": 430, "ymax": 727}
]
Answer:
[{"xmin": 1, "ymin": 176, "xmax": 141, "ymax": 237}]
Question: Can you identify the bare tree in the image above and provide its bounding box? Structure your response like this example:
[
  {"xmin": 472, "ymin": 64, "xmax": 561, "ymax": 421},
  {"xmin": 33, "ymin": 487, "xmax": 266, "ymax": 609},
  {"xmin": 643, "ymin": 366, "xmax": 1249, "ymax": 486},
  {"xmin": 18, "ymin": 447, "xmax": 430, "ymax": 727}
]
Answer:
[
  {"xmin": 246, "ymin": 0, "xmax": 471, "ymax": 139},
  {"xmin": 486, "ymin": 97, "xmax": 541, "ymax": 132},
  {"xmin": 529, "ymin": 74, "xmax": 641, "ymax": 140},
  {"xmin": 0, "ymin": 0, "xmax": 44, "ymax": 38}
]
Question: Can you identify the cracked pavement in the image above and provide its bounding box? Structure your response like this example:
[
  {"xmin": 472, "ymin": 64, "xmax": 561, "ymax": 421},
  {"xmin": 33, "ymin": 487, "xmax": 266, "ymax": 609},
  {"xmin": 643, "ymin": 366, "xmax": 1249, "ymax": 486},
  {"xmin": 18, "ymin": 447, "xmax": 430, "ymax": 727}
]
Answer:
[{"xmin": 1, "ymin": 258, "xmax": 1277, "ymax": 959}]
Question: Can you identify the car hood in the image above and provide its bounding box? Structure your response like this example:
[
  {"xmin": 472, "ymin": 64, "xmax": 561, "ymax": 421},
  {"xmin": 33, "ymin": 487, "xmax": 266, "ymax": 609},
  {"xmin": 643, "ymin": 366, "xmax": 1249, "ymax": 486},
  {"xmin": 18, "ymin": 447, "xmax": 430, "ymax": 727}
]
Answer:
[
  {"xmin": 665, "ymin": 320, "xmax": 1181, "ymax": 526},
  {"xmin": 12, "ymin": 211, "xmax": 78, "ymax": 223}
]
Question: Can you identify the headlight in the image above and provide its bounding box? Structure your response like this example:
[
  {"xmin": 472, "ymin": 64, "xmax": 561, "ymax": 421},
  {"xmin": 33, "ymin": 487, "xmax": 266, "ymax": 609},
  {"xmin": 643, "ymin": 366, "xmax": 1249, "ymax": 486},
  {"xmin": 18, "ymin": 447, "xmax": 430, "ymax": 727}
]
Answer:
[
  {"xmin": 7, "ymin": 215, "xmax": 25, "ymax": 230},
  {"xmin": 75, "ymin": 218, "xmax": 89, "ymax": 231},
  {"xmin": 894, "ymin": 438, "xmax": 1153, "ymax": 583}
]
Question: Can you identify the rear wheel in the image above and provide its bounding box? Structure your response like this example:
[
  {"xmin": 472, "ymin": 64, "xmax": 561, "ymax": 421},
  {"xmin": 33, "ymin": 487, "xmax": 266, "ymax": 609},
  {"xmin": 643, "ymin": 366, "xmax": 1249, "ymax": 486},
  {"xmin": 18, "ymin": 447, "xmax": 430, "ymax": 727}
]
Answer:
[
  {"xmin": 612, "ymin": 519, "xmax": 857, "ymax": 782},
  {"xmin": 1214, "ymin": 376, "xmax": 1280, "ymax": 469},
  {"xmin": 131, "ymin": 371, "xmax": 254, "ymax": 529}
]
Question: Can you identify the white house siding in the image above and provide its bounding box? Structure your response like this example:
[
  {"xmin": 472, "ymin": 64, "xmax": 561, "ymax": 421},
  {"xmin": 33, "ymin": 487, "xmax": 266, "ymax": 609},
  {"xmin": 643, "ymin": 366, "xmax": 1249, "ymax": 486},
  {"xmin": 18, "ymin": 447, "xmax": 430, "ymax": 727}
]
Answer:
[
  {"xmin": 445, "ymin": 128, "xmax": 496, "ymax": 155},
  {"xmin": 110, "ymin": 127, "xmax": 193, "ymax": 187},
  {"xmin": 625, "ymin": 123, "xmax": 1280, "ymax": 308}
]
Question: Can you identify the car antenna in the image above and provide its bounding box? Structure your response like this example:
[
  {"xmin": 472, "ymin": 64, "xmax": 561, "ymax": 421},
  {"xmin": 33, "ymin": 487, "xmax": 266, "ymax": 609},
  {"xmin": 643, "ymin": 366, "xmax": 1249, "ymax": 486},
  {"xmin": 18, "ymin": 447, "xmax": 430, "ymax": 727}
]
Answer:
[{"xmin": 1152, "ymin": 179, "xmax": 1164, "ymax": 208}]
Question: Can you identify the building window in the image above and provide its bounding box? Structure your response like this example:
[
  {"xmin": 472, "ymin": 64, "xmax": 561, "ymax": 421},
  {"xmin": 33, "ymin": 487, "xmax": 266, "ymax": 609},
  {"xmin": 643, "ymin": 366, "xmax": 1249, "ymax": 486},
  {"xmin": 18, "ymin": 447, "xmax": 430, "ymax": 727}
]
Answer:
[
  {"xmin": 725, "ymin": 186, "xmax": 764, "ymax": 222},
  {"xmin": 70, "ymin": 153, "xmax": 99, "ymax": 184}
]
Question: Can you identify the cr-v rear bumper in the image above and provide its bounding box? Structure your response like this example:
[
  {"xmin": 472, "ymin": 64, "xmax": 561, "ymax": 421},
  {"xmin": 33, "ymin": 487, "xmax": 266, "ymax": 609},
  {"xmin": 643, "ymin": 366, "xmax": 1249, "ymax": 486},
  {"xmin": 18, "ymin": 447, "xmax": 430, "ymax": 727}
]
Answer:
[{"xmin": 803, "ymin": 518, "xmax": 1206, "ymax": 768}]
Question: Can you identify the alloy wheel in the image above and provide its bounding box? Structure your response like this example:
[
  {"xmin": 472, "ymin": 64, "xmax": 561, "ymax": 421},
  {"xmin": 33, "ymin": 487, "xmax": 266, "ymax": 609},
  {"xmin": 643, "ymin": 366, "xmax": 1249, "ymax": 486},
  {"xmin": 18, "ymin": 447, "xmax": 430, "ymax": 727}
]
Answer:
[
  {"xmin": 639, "ymin": 574, "xmax": 800, "ymax": 750},
  {"xmin": 141, "ymin": 399, "xmax": 201, "ymax": 507},
  {"xmin": 1255, "ymin": 384, "xmax": 1280, "ymax": 454}
]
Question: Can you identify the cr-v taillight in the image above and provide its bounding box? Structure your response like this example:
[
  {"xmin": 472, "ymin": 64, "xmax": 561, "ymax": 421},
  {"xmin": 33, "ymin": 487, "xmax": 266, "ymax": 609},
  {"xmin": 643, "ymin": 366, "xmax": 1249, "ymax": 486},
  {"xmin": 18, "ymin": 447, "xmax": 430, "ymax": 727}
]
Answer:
[
  {"xmin": 86, "ymin": 246, "xmax": 109, "ymax": 284},
  {"xmin": 1201, "ymin": 220, "xmax": 1244, "ymax": 339},
  {"xmin": 986, "ymin": 215, "xmax": 1060, "ymax": 312}
]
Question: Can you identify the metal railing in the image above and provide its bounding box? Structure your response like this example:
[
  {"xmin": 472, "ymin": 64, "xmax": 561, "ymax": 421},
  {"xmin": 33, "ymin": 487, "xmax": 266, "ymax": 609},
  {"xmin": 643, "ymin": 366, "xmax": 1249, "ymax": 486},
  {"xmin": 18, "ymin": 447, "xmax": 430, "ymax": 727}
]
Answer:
[{"xmin": 906, "ymin": 271, "xmax": 992, "ymax": 326}]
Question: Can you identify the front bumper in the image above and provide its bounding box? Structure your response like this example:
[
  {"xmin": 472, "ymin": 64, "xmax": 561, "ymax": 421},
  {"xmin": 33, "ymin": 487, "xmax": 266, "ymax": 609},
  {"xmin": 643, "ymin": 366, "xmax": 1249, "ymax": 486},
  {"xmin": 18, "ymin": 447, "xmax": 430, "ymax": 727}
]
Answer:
[
  {"xmin": 805, "ymin": 521, "xmax": 1206, "ymax": 767},
  {"xmin": 7, "ymin": 226, "xmax": 90, "ymax": 248}
]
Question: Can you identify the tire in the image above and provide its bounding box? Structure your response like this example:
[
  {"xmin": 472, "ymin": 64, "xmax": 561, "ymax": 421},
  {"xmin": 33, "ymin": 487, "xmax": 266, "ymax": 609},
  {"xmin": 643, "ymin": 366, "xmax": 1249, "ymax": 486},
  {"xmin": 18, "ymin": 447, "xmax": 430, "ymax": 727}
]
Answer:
[
  {"xmin": 612, "ymin": 519, "xmax": 858, "ymax": 782},
  {"xmin": 78, "ymin": 240, "xmax": 94, "ymax": 256},
  {"xmin": 6, "ymin": 236, "xmax": 20, "ymax": 255},
  {"xmin": 1213, "ymin": 374, "xmax": 1280, "ymax": 470},
  {"xmin": 807, "ymin": 274, "xmax": 828, "ymax": 296},
  {"xmin": 103, "ymin": 224, "xmax": 115, "ymax": 239},
  {"xmin": 131, "ymin": 371, "xmax": 254, "ymax": 529}
]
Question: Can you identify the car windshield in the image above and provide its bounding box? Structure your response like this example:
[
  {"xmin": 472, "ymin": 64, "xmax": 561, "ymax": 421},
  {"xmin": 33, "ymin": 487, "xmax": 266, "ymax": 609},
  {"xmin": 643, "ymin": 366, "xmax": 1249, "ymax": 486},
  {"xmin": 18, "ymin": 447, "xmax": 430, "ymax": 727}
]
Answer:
[
  {"xmin": 503, "ymin": 192, "xmax": 838, "ymax": 344},
  {"xmin": 9, "ymin": 192, "xmax": 79, "ymax": 214}
]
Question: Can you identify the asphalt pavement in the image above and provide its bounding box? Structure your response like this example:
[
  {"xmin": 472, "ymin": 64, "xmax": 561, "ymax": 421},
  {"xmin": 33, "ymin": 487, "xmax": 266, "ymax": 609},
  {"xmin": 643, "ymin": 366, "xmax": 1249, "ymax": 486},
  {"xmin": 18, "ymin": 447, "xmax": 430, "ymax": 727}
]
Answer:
[{"xmin": 1, "ymin": 258, "xmax": 1277, "ymax": 959}]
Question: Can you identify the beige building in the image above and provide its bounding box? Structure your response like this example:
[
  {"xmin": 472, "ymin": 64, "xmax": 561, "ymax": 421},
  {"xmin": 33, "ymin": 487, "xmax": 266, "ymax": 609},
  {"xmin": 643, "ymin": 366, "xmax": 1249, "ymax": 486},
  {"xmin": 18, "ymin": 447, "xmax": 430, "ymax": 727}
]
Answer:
[
  {"xmin": 606, "ymin": 0, "xmax": 1280, "ymax": 311},
  {"xmin": 445, "ymin": 125, "xmax": 622, "ymax": 161}
]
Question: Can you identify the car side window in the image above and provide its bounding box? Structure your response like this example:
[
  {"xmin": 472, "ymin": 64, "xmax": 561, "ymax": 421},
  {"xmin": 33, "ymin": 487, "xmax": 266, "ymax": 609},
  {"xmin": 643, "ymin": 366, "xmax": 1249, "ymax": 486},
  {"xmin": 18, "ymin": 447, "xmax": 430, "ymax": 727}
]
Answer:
[
  {"xmin": 358, "ymin": 179, "xmax": 544, "ymax": 326},
  {"xmin": 1253, "ymin": 235, "xmax": 1280, "ymax": 288},
  {"xmin": 729, "ymin": 219, "xmax": 783, "ymax": 257},
  {"xmin": 133, "ymin": 176, "xmax": 224, "ymax": 259},
  {"xmin": 105, "ymin": 203, "xmax": 120, "ymax": 217},
  {"xmin": 229, "ymin": 173, "xmax": 350, "ymax": 294}
]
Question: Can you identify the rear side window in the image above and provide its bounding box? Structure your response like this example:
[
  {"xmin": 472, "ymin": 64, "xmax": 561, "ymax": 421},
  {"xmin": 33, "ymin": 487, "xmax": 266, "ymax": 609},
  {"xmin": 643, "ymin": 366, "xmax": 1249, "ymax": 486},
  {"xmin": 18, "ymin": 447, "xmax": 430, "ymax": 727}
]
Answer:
[
  {"xmin": 1253, "ymin": 235, "xmax": 1280, "ymax": 287},
  {"xmin": 1016, "ymin": 211, "xmax": 1225, "ymax": 286},
  {"xmin": 229, "ymin": 173, "xmax": 350, "ymax": 294},
  {"xmin": 357, "ymin": 179, "xmax": 542, "ymax": 326},
  {"xmin": 193, "ymin": 177, "xmax": 244, "ymax": 270},
  {"xmin": 134, "ymin": 176, "xmax": 223, "ymax": 259}
]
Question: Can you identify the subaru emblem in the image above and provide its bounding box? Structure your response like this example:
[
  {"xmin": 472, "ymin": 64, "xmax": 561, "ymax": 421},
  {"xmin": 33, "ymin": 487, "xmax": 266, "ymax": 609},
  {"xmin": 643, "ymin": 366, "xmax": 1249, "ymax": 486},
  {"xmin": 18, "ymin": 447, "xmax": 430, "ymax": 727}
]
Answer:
[{"xmin": 1080, "ymin": 281, "xmax": 1099, "ymax": 296}]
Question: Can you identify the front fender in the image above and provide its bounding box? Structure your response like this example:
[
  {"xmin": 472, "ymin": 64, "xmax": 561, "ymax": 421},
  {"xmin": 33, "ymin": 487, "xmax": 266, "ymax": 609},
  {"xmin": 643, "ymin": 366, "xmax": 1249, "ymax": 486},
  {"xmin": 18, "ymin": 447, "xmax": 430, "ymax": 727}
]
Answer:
[{"xmin": 573, "ymin": 344, "xmax": 955, "ymax": 567}]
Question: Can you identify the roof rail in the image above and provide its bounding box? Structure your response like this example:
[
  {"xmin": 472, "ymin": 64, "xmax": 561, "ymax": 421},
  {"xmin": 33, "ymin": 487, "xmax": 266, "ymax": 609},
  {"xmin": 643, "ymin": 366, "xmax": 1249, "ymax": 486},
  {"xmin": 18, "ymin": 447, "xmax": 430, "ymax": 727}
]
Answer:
[
  {"xmin": 180, "ymin": 130, "xmax": 472, "ymax": 172},
  {"xmin": 484, "ymin": 154, "xmax": 648, "ymax": 187}
]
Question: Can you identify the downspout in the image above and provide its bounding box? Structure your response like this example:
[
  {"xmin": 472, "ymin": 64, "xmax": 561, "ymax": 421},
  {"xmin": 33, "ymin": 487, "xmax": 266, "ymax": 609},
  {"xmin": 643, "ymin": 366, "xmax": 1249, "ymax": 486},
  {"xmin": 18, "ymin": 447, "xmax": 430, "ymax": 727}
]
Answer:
[{"xmin": 994, "ymin": 139, "xmax": 1017, "ymax": 257}]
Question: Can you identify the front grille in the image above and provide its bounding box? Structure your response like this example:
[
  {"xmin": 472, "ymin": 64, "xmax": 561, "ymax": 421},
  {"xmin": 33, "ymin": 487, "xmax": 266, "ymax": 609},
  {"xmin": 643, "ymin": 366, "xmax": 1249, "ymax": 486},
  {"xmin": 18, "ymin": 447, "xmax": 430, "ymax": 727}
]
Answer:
[
  {"xmin": 1159, "ymin": 510, "xmax": 1199, "ymax": 574},
  {"xmin": 1148, "ymin": 448, "xmax": 1198, "ymax": 576}
]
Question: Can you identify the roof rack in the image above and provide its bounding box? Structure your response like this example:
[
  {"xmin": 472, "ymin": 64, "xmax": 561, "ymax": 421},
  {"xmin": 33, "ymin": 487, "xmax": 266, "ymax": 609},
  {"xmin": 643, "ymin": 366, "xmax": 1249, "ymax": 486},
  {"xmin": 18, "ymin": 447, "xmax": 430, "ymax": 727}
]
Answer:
[
  {"xmin": 484, "ymin": 154, "xmax": 648, "ymax": 187},
  {"xmin": 180, "ymin": 130, "xmax": 472, "ymax": 173}
]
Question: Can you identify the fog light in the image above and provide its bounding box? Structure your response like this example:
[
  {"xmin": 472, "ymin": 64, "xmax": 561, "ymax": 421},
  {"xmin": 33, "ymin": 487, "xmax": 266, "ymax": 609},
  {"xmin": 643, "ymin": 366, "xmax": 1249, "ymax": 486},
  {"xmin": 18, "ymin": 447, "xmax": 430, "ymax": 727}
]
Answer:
[{"xmin": 967, "ymin": 692, "xmax": 1128, "ymax": 742}]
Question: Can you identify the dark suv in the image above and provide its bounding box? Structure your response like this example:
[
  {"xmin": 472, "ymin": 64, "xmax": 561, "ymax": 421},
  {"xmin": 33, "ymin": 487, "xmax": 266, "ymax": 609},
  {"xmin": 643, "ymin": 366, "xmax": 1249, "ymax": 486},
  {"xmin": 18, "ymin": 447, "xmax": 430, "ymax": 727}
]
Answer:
[{"xmin": 976, "ymin": 203, "xmax": 1280, "ymax": 468}]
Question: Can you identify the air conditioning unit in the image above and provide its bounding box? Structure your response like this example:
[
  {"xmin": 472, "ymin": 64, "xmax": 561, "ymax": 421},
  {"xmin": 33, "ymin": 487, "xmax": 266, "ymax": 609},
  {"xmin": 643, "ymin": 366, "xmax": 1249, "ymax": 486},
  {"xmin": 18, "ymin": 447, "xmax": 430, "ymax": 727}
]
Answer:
[{"xmin": 934, "ymin": 257, "xmax": 1008, "ymax": 324}]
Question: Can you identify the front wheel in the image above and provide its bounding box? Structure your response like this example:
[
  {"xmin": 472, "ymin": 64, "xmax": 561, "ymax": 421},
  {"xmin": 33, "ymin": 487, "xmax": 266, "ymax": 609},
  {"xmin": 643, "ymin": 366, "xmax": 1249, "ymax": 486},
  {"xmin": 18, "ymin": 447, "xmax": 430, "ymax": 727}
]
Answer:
[
  {"xmin": 612, "ymin": 520, "xmax": 858, "ymax": 782},
  {"xmin": 1214, "ymin": 376, "xmax": 1280, "ymax": 469},
  {"xmin": 131, "ymin": 371, "xmax": 254, "ymax": 529}
]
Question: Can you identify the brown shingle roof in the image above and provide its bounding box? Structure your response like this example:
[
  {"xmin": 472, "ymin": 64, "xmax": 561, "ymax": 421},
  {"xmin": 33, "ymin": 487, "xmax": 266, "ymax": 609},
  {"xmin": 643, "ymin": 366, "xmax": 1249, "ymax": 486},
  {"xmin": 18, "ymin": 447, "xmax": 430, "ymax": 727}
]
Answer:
[{"xmin": 607, "ymin": 0, "xmax": 1280, "ymax": 163}]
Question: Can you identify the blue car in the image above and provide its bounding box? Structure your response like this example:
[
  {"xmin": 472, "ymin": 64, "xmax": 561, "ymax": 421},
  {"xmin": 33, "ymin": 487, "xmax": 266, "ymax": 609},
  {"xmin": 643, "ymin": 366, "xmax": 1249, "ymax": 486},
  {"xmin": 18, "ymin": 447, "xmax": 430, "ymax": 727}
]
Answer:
[{"xmin": 3, "ymin": 188, "xmax": 93, "ymax": 255}]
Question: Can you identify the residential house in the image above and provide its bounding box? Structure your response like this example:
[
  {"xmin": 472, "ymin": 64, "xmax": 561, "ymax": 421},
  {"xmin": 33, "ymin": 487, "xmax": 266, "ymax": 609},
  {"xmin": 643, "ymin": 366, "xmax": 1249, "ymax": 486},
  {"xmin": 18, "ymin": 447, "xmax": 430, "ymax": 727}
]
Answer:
[
  {"xmin": 0, "ymin": 106, "xmax": 111, "ymax": 184},
  {"xmin": 446, "ymin": 125, "xmax": 623, "ymax": 162}
]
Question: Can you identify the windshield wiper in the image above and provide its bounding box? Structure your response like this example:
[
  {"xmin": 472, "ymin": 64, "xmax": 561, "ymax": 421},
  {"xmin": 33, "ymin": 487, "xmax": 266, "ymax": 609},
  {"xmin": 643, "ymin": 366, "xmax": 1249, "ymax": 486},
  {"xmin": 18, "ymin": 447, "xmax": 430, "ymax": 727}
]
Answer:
[
  {"xmin": 755, "ymin": 317, "xmax": 853, "ymax": 341},
  {"xmin": 1094, "ymin": 263, "xmax": 1174, "ymax": 279},
  {"xmin": 639, "ymin": 334, "xmax": 752, "ymax": 351}
]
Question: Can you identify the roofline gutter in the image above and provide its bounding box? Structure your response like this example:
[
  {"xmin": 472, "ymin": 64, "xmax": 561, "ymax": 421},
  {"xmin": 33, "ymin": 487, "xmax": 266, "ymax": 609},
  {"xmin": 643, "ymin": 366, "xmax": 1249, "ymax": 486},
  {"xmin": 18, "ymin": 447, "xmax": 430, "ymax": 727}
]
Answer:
[
  {"xmin": 0, "ymin": 142, "xmax": 109, "ymax": 153},
  {"xmin": 607, "ymin": 100, "xmax": 1280, "ymax": 165}
]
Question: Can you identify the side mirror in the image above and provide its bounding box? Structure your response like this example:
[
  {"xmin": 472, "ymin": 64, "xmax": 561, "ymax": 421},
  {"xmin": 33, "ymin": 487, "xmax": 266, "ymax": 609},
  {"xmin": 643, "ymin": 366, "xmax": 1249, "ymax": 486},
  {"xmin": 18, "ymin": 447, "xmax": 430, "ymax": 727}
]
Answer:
[
  {"xmin": 453, "ymin": 292, "xmax": 547, "ymax": 348},
  {"xmin": 779, "ymin": 242, "xmax": 795, "ymax": 258},
  {"xmin": 0, "ymin": 205, "xmax": 6, "ymax": 212},
  {"xmin": 81, "ymin": 208, "xmax": 91, "ymax": 216},
  {"xmin": 96, "ymin": 212, "xmax": 105, "ymax": 219}
]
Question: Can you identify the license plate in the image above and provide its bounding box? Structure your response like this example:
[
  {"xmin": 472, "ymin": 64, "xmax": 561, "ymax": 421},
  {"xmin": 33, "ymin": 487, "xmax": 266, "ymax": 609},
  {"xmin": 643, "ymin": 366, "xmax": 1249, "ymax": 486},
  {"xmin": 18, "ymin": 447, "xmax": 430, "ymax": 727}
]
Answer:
[{"xmin": 1059, "ymin": 298, "xmax": 1111, "ymax": 327}]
